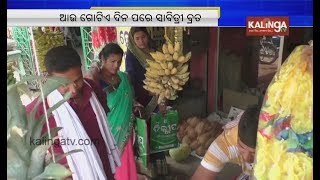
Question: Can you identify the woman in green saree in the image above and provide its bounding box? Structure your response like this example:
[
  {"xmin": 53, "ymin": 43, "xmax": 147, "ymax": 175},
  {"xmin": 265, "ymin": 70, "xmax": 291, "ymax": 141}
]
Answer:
[
  {"xmin": 87, "ymin": 43, "xmax": 138, "ymax": 180},
  {"xmin": 125, "ymin": 27, "xmax": 166, "ymax": 117}
]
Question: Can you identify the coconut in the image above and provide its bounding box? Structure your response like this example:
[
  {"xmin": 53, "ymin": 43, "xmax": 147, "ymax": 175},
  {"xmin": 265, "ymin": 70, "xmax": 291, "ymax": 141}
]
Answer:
[
  {"xmin": 190, "ymin": 140, "xmax": 200, "ymax": 150},
  {"xmin": 197, "ymin": 131, "xmax": 212, "ymax": 145},
  {"xmin": 187, "ymin": 117, "xmax": 200, "ymax": 128},
  {"xmin": 187, "ymin": 128, "xmax": 197, "ymax": 141},
  {"xmin": 182, "ymin": 136, "xmax": 191, "ymax": 145},
  {"xmin": 195, "ymin": 121, "xmax": 206, "ymax": 135}
]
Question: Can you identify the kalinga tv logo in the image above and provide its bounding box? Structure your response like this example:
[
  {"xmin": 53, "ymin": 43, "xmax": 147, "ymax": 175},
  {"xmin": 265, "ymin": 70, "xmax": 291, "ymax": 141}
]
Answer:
[{"xmin": 246, "ymin": 16, "xmax": 289, "ymax": 36}]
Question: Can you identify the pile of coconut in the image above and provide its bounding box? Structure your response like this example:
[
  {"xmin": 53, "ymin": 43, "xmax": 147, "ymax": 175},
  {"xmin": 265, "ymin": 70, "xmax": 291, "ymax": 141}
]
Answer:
[{"xmin": 177, "ymin": 117, "xmax": 223, "ymax": 156}]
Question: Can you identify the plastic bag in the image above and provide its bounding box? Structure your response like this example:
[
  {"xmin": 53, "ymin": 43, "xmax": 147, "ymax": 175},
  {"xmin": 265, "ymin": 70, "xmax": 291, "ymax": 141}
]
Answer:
[
  {"xmin": 254, "ymin": 42, "xmax": 313, "ymax": 179},
  {"xmin": 150, "ymin": 110, "xmax": 179, "ymax": 153},
  {"xmin": 136, "ymin": 117, "xmax": 149, "ymax": 168}
]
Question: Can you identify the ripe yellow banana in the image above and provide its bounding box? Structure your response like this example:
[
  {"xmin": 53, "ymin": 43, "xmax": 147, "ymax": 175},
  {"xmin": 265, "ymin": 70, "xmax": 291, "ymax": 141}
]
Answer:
[
  {"xmin": 179, "ymin": 81, "xmax": 186, "ymax": 86},
  {"xmin": 160, "ymin": 63, "xmax": 168, "ymax": 69},
  {"xmin": 170, "ymin": 76, "xmax": 180, "ymax": 84},
  {"xmin": 146, "ymin": 72, "xmax": 158, "ymax": 78},
  {"xmin": 165, "ymin": 89, "xmax": 171, "ymax": 99},
  {"xmin": 173, "ymin": 52, "xmax": 179, "ymax": 61},
  {"xmin": 162, "ymin": 44, "xmax": 169, "ymax": 54},
  {"xmin": 157, "ymin": 51, "xmax": 166, "ymax": 60},
  {"xmin": 174, "ymin": 42, "xmax": 181, "ymax": 52},
  {"xmin": 158, "ymin": 69, "xmax": 166, "ymax": 76},
  {"xmin": 162, "ymin": 76, "xmax": 169, "ymax": 83},
  {"xmin": 147, "ymin": 60, "xmax": 162, "ymax": 70},
  {"xmin": 150, "ymin": 51, "xmax": 166, "ymax": 61},
  {"xmin": 143, "ymin": 80, "xmax": 150, "ymax": 85},
  {"xmin": 175, "ymin": 72, "xmax": 190, "ymax": 79},
  {"xmin": 148, "ymin": 81, "xmax": 158, "ymax": 88},
  {"xmin": 143, "ymin": 85, "xmax": 151, "ymax": 91},
  {"xmin": 168, "ymin": 42, "xmax": 174, "ymax": 54},
  {"xmin": 157, "ymin": 84, "xmax": 164, "ymax": 90},
  {"xmin": 176, "ymin": 63, "xmax": 183, "ymax": 70},
  {"xmin": 177, "ymin": 64, "xmax": 188, "ymax": 74},
  {"xmin": 168, "ymin": 62, "xmax": 173, "ymax": 70},
  {"xmin": 177, "ymin": 55, "xmax": 185, "ymax": 63},
  {"xmin": 182, "ymin": 52, "xmax": 192, "ymax": 63},
  {"xmin": 172, "ymin": 84, "xmax": 179, "ymax": 90},
  {"xmin": 146, "ymin": 69, "xmax": 158, "ymax": 76},
  {"xmin": 162, "ymin": 78, "xmax": 169, "ymax": 84},
  {"xmin": 150, "ymin": 87, "xmax": 161, "ymax": 95},
  {"xmin": 165, "ymin": 69, "xmax": 171, "ymax": 75},
  {"xmin": 171, "ymin": 68, "xmax": 178, "ymax": 75},
  {"xmin": 158, "ymin": 92, "xmax": 166, "ymax": 104},
  {"xmin": 165, "ymin": 54, "xmax": 173, "ymax": 61},
  {"xmin": 145, "ymin": 77, "xmax": 156, "ymax": 82},
  {"xmin": 180, "ymin": 76, "xmax": 190, "ymax": 84}
]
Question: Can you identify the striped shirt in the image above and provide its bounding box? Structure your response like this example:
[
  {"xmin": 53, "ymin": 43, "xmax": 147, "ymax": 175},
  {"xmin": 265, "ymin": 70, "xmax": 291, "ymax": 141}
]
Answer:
[{"xmin": 200, "ymin": 112, "xmax": 253, "ymax": 178}]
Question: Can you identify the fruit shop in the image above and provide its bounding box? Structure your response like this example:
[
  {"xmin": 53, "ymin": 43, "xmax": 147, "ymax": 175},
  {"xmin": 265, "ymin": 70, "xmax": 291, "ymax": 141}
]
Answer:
[{"xmin": 7, "ymin": 26, "xmax": 313, "ymax": 179}]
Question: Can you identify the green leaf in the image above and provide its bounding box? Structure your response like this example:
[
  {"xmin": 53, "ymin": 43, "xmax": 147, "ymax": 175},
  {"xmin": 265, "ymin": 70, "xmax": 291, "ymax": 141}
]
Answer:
[
  {"xmin": 7, "ymin": 86, "xmax": 27, "ymax": 130},
  {"xmin": 26, "ymin": 76, "xmax": 71, "ymax": 149},
  {"xmin": 28, "ymin": 76, "xmax": 71, "ymax": 131},
  {"xmin": 7, "ymin": 75, "xmax": 44, "ymax": 92},
  {"xmin": 50, "ymin": 149, "xmax": 83, "ymax": 164},
  {"xmin": 40, "ymin": 127, "xmax": 63, "ymax": 142},
  {"xmin": 7, "ymin": 106, "xmax": 13, "ymax": 138},
  {"xmin": 31, "ymin": 92, "xmax": 72, "ymax": 146},
  {"xmin": 33, "ymin": 163, "xmax": 72, "ymax": 180},
  {"xmin": 7, "ymin": 128, "xmax": 30, "ymax": 163},
  {"xmin": 27, "ymin": 137, "xmax": 58, "ymax": 179},
  {"xmin": 7, "ymin": 148, "xmax": 28, "ymax": 180}
]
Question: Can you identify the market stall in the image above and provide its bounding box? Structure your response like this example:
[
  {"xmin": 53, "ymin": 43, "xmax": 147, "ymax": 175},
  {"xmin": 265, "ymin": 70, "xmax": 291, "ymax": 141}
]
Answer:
[{"xmin": 7, "ymin": 25, "xmax": 313, "ymax": 179}]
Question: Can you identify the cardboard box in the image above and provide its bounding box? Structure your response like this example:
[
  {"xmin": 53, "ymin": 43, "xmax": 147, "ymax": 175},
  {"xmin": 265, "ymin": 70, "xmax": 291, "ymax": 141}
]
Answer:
[{"xmin": 223, "ymin": 88, "xmax": 259, "ymax": 114}]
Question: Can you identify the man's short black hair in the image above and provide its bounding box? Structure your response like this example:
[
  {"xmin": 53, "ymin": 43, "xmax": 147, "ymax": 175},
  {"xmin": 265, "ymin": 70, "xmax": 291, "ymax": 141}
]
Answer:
[
  {"xmin": 238, "ymin": 104, "xmax": 261, "ymax": 149},
  {"xmin": 45, "ymin": 46, "xmax": 82, "ymax": 73},
  {"xmin": 98, "ymin": 43, "xmax": 124, "ymax": 60}
]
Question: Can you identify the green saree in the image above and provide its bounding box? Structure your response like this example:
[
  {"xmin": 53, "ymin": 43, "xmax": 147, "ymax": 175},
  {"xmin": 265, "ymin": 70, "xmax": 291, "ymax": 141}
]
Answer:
[{"xmin": 103, "ymin": 71, "xmax": 135, "ymax": 153}]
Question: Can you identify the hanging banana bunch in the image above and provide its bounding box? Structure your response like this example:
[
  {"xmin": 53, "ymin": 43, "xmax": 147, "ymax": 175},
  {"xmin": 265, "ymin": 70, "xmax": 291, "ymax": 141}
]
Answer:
[
  {"xmin": 33, "ymin": 27, "xmax": 65, "ymax": 72},
  {"xmin": 144, "ymin": 27, "xmax": 191, "ymax": 104}
]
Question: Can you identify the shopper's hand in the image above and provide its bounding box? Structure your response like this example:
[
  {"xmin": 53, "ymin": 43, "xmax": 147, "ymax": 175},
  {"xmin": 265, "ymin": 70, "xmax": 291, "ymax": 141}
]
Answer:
[
  {"xmin": 134, "ymin": 101, "xmax": 145, "ymax": 118},
  {"xmin": 158, "ymin": 102, "xmax": 167, "ymax": 115}
]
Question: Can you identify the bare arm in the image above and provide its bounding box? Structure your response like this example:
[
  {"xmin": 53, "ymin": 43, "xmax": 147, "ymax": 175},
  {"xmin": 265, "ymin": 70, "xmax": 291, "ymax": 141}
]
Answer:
[
  {"xmin": 191, "ymin": 165, "xmax": 218, "ymax": 180},
  {"xmin": 191, "ymin": 129, "xmax": 232, "ymax": 180}
]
